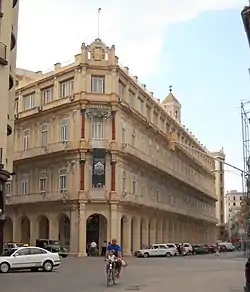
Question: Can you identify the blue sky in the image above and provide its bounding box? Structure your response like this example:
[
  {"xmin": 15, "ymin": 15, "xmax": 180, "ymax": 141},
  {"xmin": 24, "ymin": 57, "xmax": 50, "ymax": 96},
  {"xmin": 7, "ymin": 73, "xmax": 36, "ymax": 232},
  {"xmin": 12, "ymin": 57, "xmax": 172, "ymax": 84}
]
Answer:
[{"xmin": 17, "ymin": 0, "xmax": 249, "ymax": 192}]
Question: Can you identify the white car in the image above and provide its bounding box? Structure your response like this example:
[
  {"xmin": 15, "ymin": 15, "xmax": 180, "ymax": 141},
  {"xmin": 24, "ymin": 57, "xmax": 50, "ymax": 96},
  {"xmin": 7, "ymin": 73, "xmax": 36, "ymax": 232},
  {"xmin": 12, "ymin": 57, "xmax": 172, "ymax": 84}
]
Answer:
[
  {"xmin": 164, "ymin": 243, "xmax": 179, "ymax": 256},
  {"xmin": 136, "ymin": 244, "xmax": 175, "ymax": 258},
  {"xmin": 0, "ymin": 246, "xmax": 60, "ymax": 273}
]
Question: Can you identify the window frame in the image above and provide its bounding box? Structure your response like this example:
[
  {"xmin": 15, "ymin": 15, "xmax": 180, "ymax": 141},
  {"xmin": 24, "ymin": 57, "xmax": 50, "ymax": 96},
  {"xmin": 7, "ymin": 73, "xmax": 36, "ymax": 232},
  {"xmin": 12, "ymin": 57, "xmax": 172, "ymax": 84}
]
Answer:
[{"xmin": 91, "ymin": 75, "xmax": 105, "ymax": 94}]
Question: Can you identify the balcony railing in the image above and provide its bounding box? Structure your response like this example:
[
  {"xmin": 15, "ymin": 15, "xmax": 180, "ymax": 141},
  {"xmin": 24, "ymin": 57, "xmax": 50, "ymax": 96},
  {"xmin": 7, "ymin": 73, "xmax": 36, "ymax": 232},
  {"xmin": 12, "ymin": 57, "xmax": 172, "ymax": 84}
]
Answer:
[
  {"xmin": 6, "ymin": 191, "xmax": 79, "ymax": 205},
  {"xmin": 120, "ymin": 193, "xmax": 217, "ymax": 223},
  {"xmin": 120, "ymin": 143, "xmax": 216, "ymax": 200},
  {"xmin": 0, "ymin": 42, "xmax": 8, "ymax": 66},
  {"xmin": 14, "ymin": 141, "xmax": 79, "ymax": 161}
]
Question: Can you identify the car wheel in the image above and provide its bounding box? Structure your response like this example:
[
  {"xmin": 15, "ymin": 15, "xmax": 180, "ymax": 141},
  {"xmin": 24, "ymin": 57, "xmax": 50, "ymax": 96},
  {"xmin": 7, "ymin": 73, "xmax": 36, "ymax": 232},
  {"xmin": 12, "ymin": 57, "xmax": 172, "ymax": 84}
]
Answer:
[
  {"xmin": 0, "ymin": 262, "xmax": 10, "ymax": 273},
  {"xmin": 165, "ymin": 252, "xmax": 171, "ymax": 257},
  {"xmin": 30, "ymin": 268, "xmax": 39, "ymax": 272},
  {"xmin": 143, "ymin": 253, "xmax": 149, "ymax": 258},
  {"xmin": 42, "ymin": 260, "xmax": 53, "ymax": 272},
  {"xmin": 61, "ymin": 254, "xmax": 67, "ymax": 258}
]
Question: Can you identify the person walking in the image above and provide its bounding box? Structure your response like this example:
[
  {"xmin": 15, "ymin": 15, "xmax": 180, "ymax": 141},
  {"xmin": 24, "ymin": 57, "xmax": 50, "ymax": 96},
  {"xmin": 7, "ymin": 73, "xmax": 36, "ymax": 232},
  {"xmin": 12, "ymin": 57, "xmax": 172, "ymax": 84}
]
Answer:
[
  {"xmin": 90, "ymin": 240, "xmax": 97, "ymax": 256},
  {"xmin": 101, "ymin": 241, "xmax": 107, "ymax": 256},
  {"xmin": 215, "ymin": 243, "xmax": 220, "ymax": 257}
]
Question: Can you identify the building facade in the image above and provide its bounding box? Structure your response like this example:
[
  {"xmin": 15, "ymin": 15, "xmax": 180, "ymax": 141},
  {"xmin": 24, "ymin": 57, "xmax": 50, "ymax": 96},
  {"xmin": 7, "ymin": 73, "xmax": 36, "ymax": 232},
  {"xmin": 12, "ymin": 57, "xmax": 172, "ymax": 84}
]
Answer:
[
  {"xmin": 5, "ymin": 39, "xmax": 218, "ymax": 256},
  {"xmin": 0, "ymin": 0, "xmax": 19, "ymax": 253},
  {"xmin": 225, "ymin": 190, "xmax": 243, "ymax": 223},
  {"xmin": 211, "ymin": 150, "xmax": 226, "ymax": 240}
]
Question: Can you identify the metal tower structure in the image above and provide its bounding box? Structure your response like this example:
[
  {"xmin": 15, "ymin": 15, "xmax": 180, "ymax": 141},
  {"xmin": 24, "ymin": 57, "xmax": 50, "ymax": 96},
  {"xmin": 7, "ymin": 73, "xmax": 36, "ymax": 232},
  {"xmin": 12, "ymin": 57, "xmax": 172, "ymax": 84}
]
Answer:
[{"xmin": 241, "ymin": 101, "xmax": 250, "ymax": 257}]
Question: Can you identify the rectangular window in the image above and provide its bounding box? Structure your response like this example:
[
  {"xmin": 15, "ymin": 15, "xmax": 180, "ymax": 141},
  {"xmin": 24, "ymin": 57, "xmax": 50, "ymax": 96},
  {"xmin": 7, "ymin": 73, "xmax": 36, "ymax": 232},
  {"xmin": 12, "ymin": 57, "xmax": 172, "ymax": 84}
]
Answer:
[
  {"xmin": 131, "ymin": 129, "xmax": 136, "ymax": 146},
  {"xmin": 138, "ymin": 99, "xmax": 143, "ymax": 114},
  {"xmin": 14, "ymin": 99, "xmax": 19, "ymax": 114},
  {"xmin": 23, "ymin": 93, "xmax": 35, "ymax": 110},
  {"xmin": 92, "ymin": 117, "xmax": 104, "ymax": 139},
  {"xmin": 91, "ymin": 75, "xmax": 105, "ymax": 93},
  {"xmin": 23, "ymin": 129, "xmax": 30, "ymax": 150},
  {"xmin": 132, "ymin": 174, "xmax": 137, "ymax": 194},
  {"xmin": 60, "ymin": 118, "xmax": 69, "ymax": 142},
  {"xmin": 129, "ymin": 91, "xmax": 134, "ymax": 107},
  {"xmin": 156, "ymin": 189, "xmax": 160, "ymax": 201},
  {"xmin": 59, "ymin": 168, "xmax": 67, "ymax": 191},
  {"xmin": 39, "ymin": 170, "xmax": 47, "ymax": 192},
  {"xmin": 119, "ymin": 81, "xmax": 125, "ymax": 100},
  {"xmin": 59, "ymin": 79, "xmax": 74, "ymax": 98},
  {"xmin": 5, "ymin": 182, "xmax": 11, "ymax": 196},
  {"xmin": 41, "ymin": 124, "xmax": 48, "ymax": 146},
  {"xmin": 122, "ymin": 170, "xmax": 126, "ymax": 191},
  {"xmin": 42, "ymin": 87, "xmax": 53, "ymax": 104},
  {"xmin": 21, "ymin": 174, "xmax": 29, "ymax": 195}
]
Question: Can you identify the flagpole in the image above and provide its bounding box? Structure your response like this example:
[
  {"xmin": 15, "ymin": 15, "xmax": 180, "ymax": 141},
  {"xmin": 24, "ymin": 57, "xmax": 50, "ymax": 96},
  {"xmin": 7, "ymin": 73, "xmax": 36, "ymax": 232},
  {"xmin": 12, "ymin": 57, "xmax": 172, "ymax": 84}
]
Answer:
[{"xmin": 98, "ymin": 8, "xmax": 101, "ymax": 39}]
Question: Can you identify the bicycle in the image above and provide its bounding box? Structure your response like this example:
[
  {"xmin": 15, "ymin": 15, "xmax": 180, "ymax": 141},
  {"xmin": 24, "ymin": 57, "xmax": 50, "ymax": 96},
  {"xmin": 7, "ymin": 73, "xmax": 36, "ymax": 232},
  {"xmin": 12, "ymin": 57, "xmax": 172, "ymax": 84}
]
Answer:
[{"xmin": 105, "ymin": 258, "xmax": 117, "ymax": 287}]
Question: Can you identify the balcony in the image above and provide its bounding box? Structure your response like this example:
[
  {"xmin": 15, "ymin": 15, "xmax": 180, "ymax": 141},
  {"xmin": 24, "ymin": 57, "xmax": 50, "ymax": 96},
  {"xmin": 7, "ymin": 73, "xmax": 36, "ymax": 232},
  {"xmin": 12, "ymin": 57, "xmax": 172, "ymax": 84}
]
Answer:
[
  {"xmin": 87, "ymin": 188, "xmax": 108, "ymax": 202},
  {"xmin": 12, "ymin": 0, "xmax": 18, "ymax": 8},
  {"xmin": 14, "ymin": 141, "xmax": 79, "ymax": 161},
  {"xmin": 7, "ymin": 124, "xmax": 12, "ymax": 136},
  {"xmin": 120, "ymin": 193, "xmax": 217, "ymax": 223},
  {"xmin": 6, "ymin": 191, "xmax": 79, "ymax": 206},
  {"xmin": 10, "ymin": 26, "xmax": 16, "ymax": 51},
  {"xmin": 0, "ymin": 42, "xmax": 8, "ymax": 66},
  {"xmin": 120, "ymin": 143, "xmax": 216, "ymax": 200}
]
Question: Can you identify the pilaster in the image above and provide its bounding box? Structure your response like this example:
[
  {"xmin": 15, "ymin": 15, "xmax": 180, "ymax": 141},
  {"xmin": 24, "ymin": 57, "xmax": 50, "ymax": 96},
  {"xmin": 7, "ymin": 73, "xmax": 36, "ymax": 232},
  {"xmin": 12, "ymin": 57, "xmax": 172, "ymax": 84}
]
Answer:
[{"xmin": 78, "ymin": 202, "xmax": 87, "ymax": 256}]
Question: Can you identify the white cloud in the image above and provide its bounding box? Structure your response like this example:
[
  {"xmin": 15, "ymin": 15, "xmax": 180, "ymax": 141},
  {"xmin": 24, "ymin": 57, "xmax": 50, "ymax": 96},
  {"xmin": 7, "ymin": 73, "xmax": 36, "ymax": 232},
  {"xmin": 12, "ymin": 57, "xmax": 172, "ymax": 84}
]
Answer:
[{"xmin": 17, "ymin": 0, "xmax": 245, "ymax": 77}]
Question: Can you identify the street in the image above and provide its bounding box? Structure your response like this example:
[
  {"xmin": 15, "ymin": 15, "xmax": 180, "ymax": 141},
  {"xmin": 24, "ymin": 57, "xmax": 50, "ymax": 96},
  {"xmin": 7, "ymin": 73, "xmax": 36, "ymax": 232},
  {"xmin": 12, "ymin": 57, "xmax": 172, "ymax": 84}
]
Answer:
[{"xmin": 0, "ymin": 252, "xmax": 245, "ymax": 292}]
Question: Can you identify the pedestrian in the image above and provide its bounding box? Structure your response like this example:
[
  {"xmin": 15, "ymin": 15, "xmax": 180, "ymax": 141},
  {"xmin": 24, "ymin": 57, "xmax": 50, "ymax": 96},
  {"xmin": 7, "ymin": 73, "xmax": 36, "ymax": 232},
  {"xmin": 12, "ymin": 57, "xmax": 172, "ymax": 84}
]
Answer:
[
  {"xmin": 101, "ymin": 241, "xmax": 107, "ymax": 256},
  {"xmin": 90, "ymin": 240, "xmax": 97, "ymax": 256},
  {"xmin": 215, "ymin": 243, "xmax": 220, "ymax": 257}
]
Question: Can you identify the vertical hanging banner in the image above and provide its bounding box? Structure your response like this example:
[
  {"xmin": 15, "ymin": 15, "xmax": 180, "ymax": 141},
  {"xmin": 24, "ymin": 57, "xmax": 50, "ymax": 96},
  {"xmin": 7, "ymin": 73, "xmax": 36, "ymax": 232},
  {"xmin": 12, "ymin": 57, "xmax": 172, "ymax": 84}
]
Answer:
[{"xmin": 92, "ymin": 148, "xmax": 106, "ymax": 187}]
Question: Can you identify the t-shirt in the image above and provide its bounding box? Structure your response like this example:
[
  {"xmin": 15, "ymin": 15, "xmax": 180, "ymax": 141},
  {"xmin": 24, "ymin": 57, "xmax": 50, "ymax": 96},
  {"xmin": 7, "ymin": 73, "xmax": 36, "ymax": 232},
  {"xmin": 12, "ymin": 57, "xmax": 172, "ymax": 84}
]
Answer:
[
  {"xmin": 107, "ymin": 244, "xmax": 121, "ymax": 257},
  {"xmin": 90, "ymin": 241, "xmax": 97, "ymax": 248}
]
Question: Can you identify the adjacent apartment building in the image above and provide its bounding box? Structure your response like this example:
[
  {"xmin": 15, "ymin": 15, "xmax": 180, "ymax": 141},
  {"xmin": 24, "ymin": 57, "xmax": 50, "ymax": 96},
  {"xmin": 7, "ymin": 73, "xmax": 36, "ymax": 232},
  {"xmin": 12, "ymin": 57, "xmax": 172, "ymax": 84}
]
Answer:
[
  {"xmin": 225, "ymin": 190, "xmax": 243, "ymax": 223},
  {"xmin": 0, "ymin": 0, "xmax": 19, "ymax": 253},
  {"xmin": 211, "ymin": 150, "xmax": 226, "ymax": 240},
  {"xmin": 5, "ymin": 39, "xmax": 218, "ymax": 256}
]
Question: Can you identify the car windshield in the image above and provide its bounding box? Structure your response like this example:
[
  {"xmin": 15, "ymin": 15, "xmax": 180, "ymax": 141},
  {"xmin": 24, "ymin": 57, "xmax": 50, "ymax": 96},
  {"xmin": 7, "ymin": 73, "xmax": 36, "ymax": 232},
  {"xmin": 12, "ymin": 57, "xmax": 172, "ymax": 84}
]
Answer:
[{"xmin": 1, "ymin": 248, "xmax": 18, "ymax": 256}]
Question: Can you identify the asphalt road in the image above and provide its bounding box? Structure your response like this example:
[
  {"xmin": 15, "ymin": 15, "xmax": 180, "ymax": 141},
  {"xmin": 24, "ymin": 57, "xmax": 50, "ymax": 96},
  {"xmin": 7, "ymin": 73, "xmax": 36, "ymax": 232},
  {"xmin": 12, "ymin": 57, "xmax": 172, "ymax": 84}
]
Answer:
[{"xmin": 0, "ymin": 252, "xmax": 246, "ymax": 292}]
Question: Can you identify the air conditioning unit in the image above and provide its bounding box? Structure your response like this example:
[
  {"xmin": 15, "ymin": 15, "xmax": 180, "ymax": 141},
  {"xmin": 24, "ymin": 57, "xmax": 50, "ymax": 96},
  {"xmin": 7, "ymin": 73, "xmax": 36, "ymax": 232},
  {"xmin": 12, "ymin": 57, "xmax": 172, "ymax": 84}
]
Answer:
[
  {"xmin": 121, "ymin": 143, "xmax": 127, "ymax": 149},
  {"xmin": 40, "ymin": 190, "xmax": 46, "ymax": 195},
  {"xmin": 63, "ymin": 140, "xmax": 69, "ymax": 147},
  {"xmin": 61, "ymin": 190, "xmax": 68, "ymax": 200},
  {"xmin": 69, "ymin": 95, "xmax": 75, "ymax": 102},
  {"xmin": 122, "ymin": 190, "xmax": 127, "ymax": 197},
  {"xmin": 37, "ymin": 106, "xmax": 43, "ymax": 112}
]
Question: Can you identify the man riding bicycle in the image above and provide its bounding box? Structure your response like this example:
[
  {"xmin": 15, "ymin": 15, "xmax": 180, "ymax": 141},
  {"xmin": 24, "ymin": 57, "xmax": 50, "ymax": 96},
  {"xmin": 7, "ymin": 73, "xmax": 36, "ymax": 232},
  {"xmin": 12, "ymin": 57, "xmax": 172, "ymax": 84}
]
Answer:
[{"xmin": 105, "ymin": 238, "xmax": 122, "ymax": 278}]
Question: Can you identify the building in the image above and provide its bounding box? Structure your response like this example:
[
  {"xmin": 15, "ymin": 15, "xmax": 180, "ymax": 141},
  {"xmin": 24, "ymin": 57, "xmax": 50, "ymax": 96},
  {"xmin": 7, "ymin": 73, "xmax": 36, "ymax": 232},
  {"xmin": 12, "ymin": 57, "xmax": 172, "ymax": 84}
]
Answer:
[
  {"xmin": 242, "ymin": 3, "xmax": 250, "ymax": 47},
  {"xmin": 225, "ymin": 190, "xmax": 243, "ymax": 223},
  {"xmin": 0, "ymin": 0, "xmax": 19, "ymax": 253},
  {"xmin": 4, "ymin": 38, "xmax": 218, "ymax": 256},
  {"xmin": 225, "ymin": 190, "xmax": 243, "ymax": 239},
  {"xmin": 211, "ymin": 150, "xmax": 226, "ymax": 240}
]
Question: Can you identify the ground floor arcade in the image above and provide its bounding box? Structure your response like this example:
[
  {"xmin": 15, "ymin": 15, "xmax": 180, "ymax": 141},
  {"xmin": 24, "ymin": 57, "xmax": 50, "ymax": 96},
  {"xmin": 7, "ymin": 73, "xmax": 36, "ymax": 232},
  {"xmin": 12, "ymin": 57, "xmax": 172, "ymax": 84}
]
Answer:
[{"xmin": 5, "ymin": 202, "xmax": 216, "ymax": 256}]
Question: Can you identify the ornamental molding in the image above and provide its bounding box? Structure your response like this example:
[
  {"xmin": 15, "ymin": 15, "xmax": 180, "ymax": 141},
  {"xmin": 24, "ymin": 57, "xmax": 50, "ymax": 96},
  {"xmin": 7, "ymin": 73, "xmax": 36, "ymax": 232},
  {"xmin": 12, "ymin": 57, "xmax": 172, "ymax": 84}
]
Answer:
[{"xmin": 86, "ymin": 105, "xmax": 112, "ymax": 119}]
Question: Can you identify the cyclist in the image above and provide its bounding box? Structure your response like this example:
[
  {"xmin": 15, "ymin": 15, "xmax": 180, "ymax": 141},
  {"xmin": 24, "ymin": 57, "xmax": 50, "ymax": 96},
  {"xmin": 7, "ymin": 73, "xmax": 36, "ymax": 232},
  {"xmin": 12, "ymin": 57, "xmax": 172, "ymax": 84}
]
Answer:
[{"xmin": 105, "ymin": 238, "xmax": 122, "ymax": 278}]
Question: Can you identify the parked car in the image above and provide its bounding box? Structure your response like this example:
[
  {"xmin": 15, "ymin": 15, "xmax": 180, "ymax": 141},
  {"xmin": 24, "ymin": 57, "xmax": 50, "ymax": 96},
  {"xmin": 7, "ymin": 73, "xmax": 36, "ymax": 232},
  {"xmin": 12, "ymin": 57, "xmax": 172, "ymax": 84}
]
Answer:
[
  {"xmin": 164, "ymin": 243, "xmax": 179, "ymax": 256},
  {"xmin": 3, "ymin": 242, "xmax": 28, "ymax": 252},
  {"xmin": 245, "ymin": 257, "xmax": 250, "ymax": 292},
  {"xmin": 192, "ymin": 244, "xmax": 209, "ymax": 254},
  {"xmin": 218, "ymin": 242, "xmax": 235, "ymax": 252},
  {"xmin": 36, "ymin": 239, "xmax": 68, "ymax": 258},
  {"xmin": 135, "ymin": 244, "xmax": 176, "ymax": 258},
  {"xmin": 206, "ymin": 244, "xmax": 216, "ymax": 253},
  {"xmin": 0, "ymin": 246, "xmax": 60, "ymax": 273}
]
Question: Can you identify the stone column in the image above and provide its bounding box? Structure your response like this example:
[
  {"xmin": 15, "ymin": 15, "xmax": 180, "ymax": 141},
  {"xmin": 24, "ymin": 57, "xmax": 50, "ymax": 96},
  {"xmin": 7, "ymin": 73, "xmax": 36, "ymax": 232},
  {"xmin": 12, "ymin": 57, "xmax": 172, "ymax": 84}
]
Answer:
[
  {"xmin": 78, "ymin": 202, "xmax": 87, "ymax": 256},
  {"xmin": 81, "ymin": 109, "xmax": 86, "ymax": 139},
  {"xmin": 132, "ymin": 217, "xmax": 140, "ymax": 252},
  {"xmin": 123, "ymin": 217, "xmax": 131, "ymax": 256},
  {"xmin": 70, "ymin": 207, "xmax": 79, "ymax": 255},
  {"xmin": 150, "ymin": 219, "xmax": 156, "ymax": 244},
  {"xmin": 79, "ymin": 161, "xmax": 85, "ymax": 190},
  {"xmin": 157, "ymin": 220, "xmax": 163, "ymax": 243},
  {"xmin": 30, "ymin": 215, "xmax": 38, "ymax": 245},
  {"xmin": 110, "ymin": 161, "xmax": 116, "ymax": 192},
  {"xmin": 111, "ymin": 111, "xmax": 116, "ymax": 140},
  {"xmin": 110, "ymin": 203, "xmax": 119, "ymax": 240},
  {"xmin": 49, "ymin": 213, "xmax": 59, "ymax": 240}
]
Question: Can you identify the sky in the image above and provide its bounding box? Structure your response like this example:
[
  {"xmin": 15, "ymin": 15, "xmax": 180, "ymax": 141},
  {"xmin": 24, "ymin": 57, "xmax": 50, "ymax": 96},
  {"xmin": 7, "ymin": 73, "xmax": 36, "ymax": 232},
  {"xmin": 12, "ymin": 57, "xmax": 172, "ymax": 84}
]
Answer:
[{"xmin": 17, "ymin": 0, "xmax": 250, "ymax": 193}]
